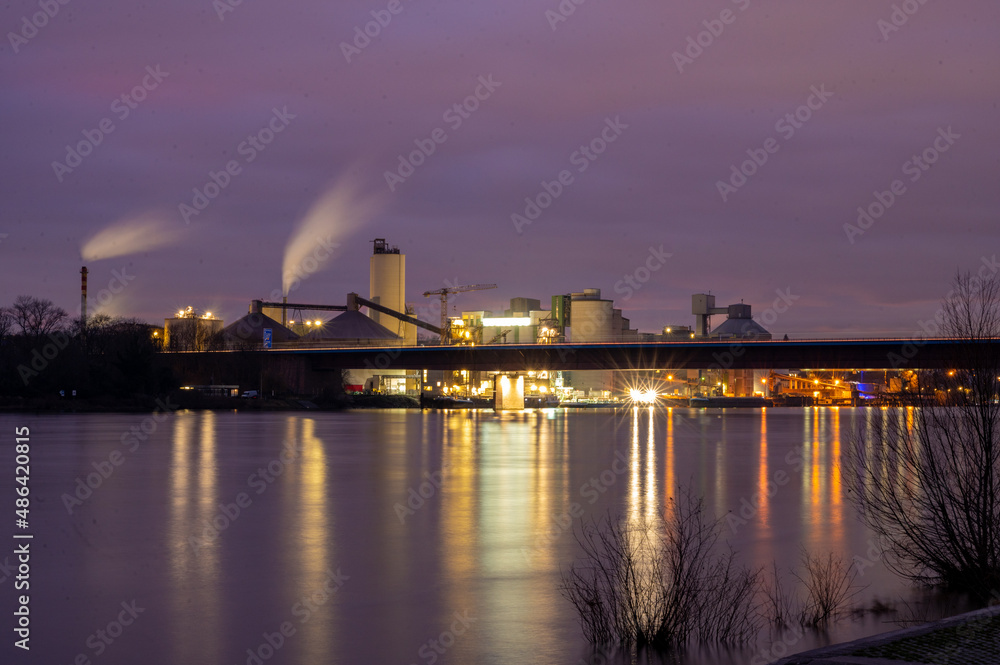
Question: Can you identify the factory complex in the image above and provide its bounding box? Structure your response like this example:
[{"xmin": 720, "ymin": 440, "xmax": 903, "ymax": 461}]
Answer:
[{"xmin": 146, "ymin": 238, "xmax": 875, "ymax": 406}]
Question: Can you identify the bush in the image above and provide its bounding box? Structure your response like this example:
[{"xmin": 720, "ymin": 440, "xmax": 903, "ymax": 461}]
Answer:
[{"xmin": 560, "ymin": 489, "xmax": 761, "ymax": 648}]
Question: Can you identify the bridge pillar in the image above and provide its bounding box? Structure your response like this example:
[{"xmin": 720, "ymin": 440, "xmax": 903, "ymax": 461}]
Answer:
[{"xmin": 494, "ymin": 374, "xmax": 525, "ymax": 411}]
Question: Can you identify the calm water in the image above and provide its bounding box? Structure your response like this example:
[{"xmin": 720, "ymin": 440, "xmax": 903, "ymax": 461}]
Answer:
[{"xmin": 0, "ymin": 408, "xmax": 970, "ymax": 665}]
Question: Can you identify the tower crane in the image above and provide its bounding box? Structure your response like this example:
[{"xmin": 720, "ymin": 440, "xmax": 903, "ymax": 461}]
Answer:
[{"xmin": 423, "ymin": 283, "xmax": 497, "ymax": 344}]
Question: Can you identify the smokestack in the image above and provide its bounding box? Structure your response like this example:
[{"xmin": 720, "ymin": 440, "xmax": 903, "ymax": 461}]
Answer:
[
  {"xmin": 80, "ymin": 266, "xmax": 88, "ymax": 328},
  {"xmin": 282, "ymin": 296, "xmax": 287, "ymax": 327}
]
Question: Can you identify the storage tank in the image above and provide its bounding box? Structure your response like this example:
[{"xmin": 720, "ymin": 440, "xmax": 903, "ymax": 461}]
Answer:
[
  {"xmin": 570, "ymin": 289, "xmax": 614, "ymax": 342},
  {"xmin": 369, "ymin": 238, "xmax": 415, "ymax": 344},
  {"xmin": 568, "ymin": 289, "xmax": 615, "ymax": 397}
]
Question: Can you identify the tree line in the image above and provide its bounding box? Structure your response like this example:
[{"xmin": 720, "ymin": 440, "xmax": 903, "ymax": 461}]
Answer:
[{"xmin": 0, "ymin": 295, "xmax": 174, "ymax": 399}]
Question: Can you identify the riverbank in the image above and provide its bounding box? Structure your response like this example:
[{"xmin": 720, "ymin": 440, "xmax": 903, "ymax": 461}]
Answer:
[
  {"xmin": 0, "ymin": 392, "xmax": 421, "ymax": 412},
  {"xmin": 773, "ymin": 602, "xmax": 1000, "ymax": 665}
]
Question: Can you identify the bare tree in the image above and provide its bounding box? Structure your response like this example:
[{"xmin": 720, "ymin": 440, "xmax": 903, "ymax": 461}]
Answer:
[
  {"xmin": 560, "ymin": 489, "xmax": 761, "ymax": 649},
  {"xmin": 0, "ymin": 306, "xmax": 13, "ymax": 343},
  {"xmin": 10, "ymin": 295, "xmax": 68, "ymax": 339},
  {"xmin": 844, "ymin": 271, "xmax": 1000, "ymax": 597},
  {"xmin": 795, "ymin": 550, "xmax": 863, "ymax": 626}
]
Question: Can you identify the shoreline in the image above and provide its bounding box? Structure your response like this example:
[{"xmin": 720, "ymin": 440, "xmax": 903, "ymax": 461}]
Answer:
[{"xmin": 0, "ymin": 394, "xmax": 869, "ymax": 414}]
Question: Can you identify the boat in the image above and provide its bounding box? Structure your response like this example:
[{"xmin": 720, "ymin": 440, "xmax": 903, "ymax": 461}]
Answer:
[
  {"xmin": 524, "ymin": 395, "xmax": 561, "ymax": 408},
  {"xmin": 689, "ymin": 396, "xmax": 772, "ymax": 408}
]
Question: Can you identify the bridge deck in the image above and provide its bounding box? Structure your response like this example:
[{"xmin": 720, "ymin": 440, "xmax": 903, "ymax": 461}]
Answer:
[{"xmin": 261, "ymin": 338, "xmax": 999, "ymax": 371}]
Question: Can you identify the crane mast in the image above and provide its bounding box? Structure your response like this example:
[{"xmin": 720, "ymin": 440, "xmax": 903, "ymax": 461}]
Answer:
[{"xmin": 422, "ymin": 283, "xmax": 497, "ymax": 343}]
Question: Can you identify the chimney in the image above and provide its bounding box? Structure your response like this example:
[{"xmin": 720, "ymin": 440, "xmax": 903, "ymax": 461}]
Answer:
[
  {"xmin": 282, "ymin": 296, "xmax": 287, "ymax": 327},
  {"xmin": 80, "ymin": 266, "xmax": 88, "ymax": 328}
]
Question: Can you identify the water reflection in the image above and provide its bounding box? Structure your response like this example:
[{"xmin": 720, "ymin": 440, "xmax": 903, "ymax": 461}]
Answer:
[
  {"xmin": 758, "ymin": 409, "xmax": 770, "ymax": 534},
  {"xmin": 665, "ymin": 408, "xmax": 675, "ymax": 504},
  {"xmin": 796, "ymin": 408, "xmax": 848, "ymax": 554},
  {"xmin": 30, "ymin": 407, "xmax": 948, "ymax": 665},
  {"xmin": 287, "ymin": 417, "xmax": 333, "ymax": 660},
  {"xmin": 168, "ymin": 411, "xmax": 221, "ymax": 664}
]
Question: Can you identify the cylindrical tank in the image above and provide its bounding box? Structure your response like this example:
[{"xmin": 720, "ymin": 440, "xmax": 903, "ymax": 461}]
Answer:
[
  {"xmin": 570, "ymin": 298, "xmax": 614, "ymax": 342},
  {"xmin": 370, "ymin": 242, "xmax": 415, "ymax": 344},
  {"xmin": 569, "ymin": 289, "xmax": 615, "ymax": 396}
]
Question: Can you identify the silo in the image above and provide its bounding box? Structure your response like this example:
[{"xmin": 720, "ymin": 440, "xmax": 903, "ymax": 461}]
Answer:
[
  {"xmin": 570, "ymin": 289, "xmax": 614, "ymax": 342},
  {"xmin": 369, "ymin": 238, "xmax": 415, "ymax": 344},
  {"xmin": 568, "ymin": 289, "xmax": 615, "ymax": 397}
]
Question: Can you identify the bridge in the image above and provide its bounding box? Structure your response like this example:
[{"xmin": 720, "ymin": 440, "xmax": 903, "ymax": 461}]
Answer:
[{"xmin": 277, "ymin": 337, "xmax": 998, "ymax": 372}]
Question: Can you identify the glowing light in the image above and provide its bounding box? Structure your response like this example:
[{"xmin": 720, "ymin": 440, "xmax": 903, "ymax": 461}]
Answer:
[
  {"xmin": 482, "ymin": 317, "xmax": 532, "ymax": 326},
  {"xmin": 628, "ymin": 388, "xmax": 659, "ymax": 405}
]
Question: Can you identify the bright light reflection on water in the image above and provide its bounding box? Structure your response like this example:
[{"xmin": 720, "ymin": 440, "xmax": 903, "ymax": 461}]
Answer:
[{"xmin": 3, "ymin": 408, "xmax": 976, "ymax": 665}]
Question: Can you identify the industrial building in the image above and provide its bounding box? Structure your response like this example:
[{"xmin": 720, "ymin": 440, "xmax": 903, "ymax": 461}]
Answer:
[
  {"xmin": 154, "ymin": 235, "xmax": 794, "ymax": 403},
  {"xmin": 370, "ymin": 238, "xmax": 417, "ymax": 346},
  {"xmin": 221, "ymin": 312, "xmax": 297, "ymax": 350},
  {"xmin": 164, "ymin": 306, "xmax": 224, "ymax": 351}
]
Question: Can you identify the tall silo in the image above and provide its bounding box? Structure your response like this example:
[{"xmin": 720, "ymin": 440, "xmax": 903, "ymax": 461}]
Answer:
[
  {"xmin": 369, "ymin": 238, "xmax": 415, "ymax": 345},
  {"xmin": 570, "ymin": 289, "xmax": 614, "ymax": 342},
  {"xmin": 569, "ymin": 289, "xmax": 615, "ymax": 396}
]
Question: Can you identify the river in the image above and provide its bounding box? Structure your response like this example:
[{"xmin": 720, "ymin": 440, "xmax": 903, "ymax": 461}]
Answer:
[{"xmin": 0, "ymin": 407, "xmax": 972, "ymax": 665}]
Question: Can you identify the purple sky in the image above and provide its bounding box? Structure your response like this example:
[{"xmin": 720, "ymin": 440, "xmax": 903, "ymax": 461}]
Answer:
[{"xmin": 2, "ymin": 0, "xmax": 998, "ymax": 337}]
